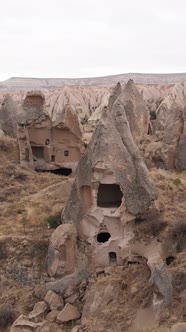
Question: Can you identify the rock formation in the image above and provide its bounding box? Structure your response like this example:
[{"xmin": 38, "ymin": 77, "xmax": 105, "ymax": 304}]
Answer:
[
  {"xmin": 161, "ymin": 102, "xmax": 184, "ymax": 169},
  {"xmin": 17, "ymin": 91, "xmax": 84, "ymax": 173},
  {"xmin": 116, "ymin": 79, "xmax": 149, "ymax": 143},
  {"xmin": 0, "ymin": 95, "xmax": 18, "ymax": 137},
  {"xmin": 175, "ymin": 106, "xmax": 186, "ymax": 169},
  {"xmin": 45, "ymin": 100, "xmax": 181, "ymax": 331},
  {"xmin": 47, "ymin": 101, "xmax": 158, "ymax": 288}
]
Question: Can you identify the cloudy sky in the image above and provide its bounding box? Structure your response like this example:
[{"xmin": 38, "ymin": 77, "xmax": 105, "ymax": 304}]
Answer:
[{"xmin": 0, "ymin": 0, "xmax": 186, "ymax": 80}]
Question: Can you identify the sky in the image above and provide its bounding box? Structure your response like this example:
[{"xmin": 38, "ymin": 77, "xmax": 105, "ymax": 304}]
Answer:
[{"xmin": 0, "ymin": 0, "xmax": 186, "ymax": 80}]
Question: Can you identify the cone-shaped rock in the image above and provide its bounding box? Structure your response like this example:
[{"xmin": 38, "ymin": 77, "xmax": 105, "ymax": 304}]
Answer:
[{"xmin": 112, "ymin": 79, "xmax": 149, "ymax": 142}]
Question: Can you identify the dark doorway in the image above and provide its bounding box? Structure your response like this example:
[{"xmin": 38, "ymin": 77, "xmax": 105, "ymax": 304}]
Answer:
[
  {"xmin": 97, "ymin": 184, "xmax": 123, "ymax": 208},
  {"xmin": 109, "ymin": 252, "xmax": 117, "ymax": 265},
  {"xmin": 31, "ymin": 146, "xmax": 44, "ymax": 159},
  {"xmin": 51, "ymin": 155, "xmax": 55, "ymax": 162},
  {"xmin": 166, "ymin": 256, "xmax": 175, "ymax": 266},
  {"xmin": 49, "ymin": 168, "xmax": 72, "ymax": 176},
  {"xmin": 97, "ymin": 232, "xmax": 111, "ymax": 243}
]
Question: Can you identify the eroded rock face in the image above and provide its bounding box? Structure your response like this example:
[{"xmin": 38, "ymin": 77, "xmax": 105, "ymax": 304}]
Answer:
[
  {"xmin": 157, "ymin": 82, "xmax": 186, "ymax": 129},
  {"xmin": 47, "ymin": 224, "xmax": 77, "ymax": 277},
  {"xmin": 161, "ymin": 103, "xmax": 184, "ymax": 169},
  {"xmin": 10, "ymin": 314, "xmax": 46, "ymax": 331},
  {"xmin": 0, "ymin": 95, "xmax": 18, "ymax": 137},
  {"xmin": 175, "ymin": 107, "xmax": 186, "ymax": 169},
  {"xmin": 17, "ymin": 93, "xmax": 84, "ymax": 172},
  {"xmin": 115, "ymin": 79, "xmax": 149, "ymax": 143},
  {"xmin": 171, "ymin": 322, "xmax": 186, "ymax": 332},
  {"xmin": 28, "ymin": 301, "xmax": 47, "ymax": 323},
  {"xmin": 47, "ymin": 102, "xmax": 157, "ymax": 286},
  {"xmin": 56, "ymin": 303, "xmax": 81, "ymax": 323},
  {"xmin": 44, "ymin": 290, "xmax": 64, "ymax": 311}
]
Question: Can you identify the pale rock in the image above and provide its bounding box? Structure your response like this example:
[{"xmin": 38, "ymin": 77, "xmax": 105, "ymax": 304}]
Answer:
[
  {"xmin": 0, "ymin": 129, "xmax": 5, "ymax": 137},
  {"xmin": 46, "ymin": 309, "xmax": 59, "ymax": 323},
  {"xmin": 47, "ymin": 224, "xmax": 77, "ymax": 278},
  {"xmin": 70, "ymin": 326, "xmax": 82, "ymax": 332},
  {"xmin": 57, "ymin": 303, "xmax": 81, "ymax": 323},
  {"xmin": 44, "ymin": 290, "xmax": 64, "ymax": 311},
  {"xmin": 28, "ymin": 301, "xmax": 47, "ymax": 322},
  {"xmin": 10, "ymin": 314, "xmax": 46, "ymax": 332},
  {"xmin": 171, "ymin": 322, "xmax": 186, "ymax": 332},
  {"xmin": 65, "ymin": 293, "xmax": 79, "ymax": 304}
]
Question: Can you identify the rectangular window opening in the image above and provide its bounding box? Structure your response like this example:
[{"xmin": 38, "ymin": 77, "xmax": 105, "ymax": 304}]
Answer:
[{"xmin": 64, "ymin": 150, "xmax": 69, "ymax": 157}]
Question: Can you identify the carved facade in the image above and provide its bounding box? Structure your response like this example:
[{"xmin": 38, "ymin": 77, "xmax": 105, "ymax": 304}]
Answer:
[{"xmin": 17, "ymin": 91, "xmax": 84, "ymax": 173}]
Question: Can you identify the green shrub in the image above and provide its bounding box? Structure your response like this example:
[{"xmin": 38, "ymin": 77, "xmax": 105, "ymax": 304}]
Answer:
[
  {"xmin": 47, "ymin": 214, "xmax": 61, "ymax": 228},
  {"xmin": 150, "ymin": 111, "xmax": 157, "ymax": 120},
  {"xmin": 173, "ymin": 178, "xmax": 182, "ymax": 186}
]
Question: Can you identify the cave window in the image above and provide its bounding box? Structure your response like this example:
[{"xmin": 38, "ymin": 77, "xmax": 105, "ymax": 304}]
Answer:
[
  {"xmin": 45, "ymin": 139, "xmax": 50, "ymax": 145},
  {"xmin": 166, "ymin": 256, "xmax": 175, "ymax": 266},
  {"xmin": 64, "ymin": 150, "xmax": 69, "ymax": 156},
  {"xmin": 109, "ymin": 252, "xmax": 117, "ymax": 265},
  {"xmin": 97, "ymin": 232, "xmax": 111, "ymax": 243},
  {"xmin": 51, "ymin": 155, "xmax": 55, "ymax": 162},
  {"xmin": 97, "ymin": 184, "xmax": 123, "ymax": 208}
]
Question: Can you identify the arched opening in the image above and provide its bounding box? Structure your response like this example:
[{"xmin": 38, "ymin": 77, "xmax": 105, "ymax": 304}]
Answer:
[
  {"xmin": 81, "ymin": 186, "xmax": 92, "ymax": 213},
  {"xmin": 97, "ymin": 184, "xmax": 123, "ymax": 208},
  {"xmin": 97, "ymin": 232, "xmax": 111, "ymax": 243},
  {"xmin": 166, "ymin": 256, "xmax": 175, "ymax": 266},
  {"xmin": 109, "ymin": 252, "xmax": 117, "ymax": 265}
]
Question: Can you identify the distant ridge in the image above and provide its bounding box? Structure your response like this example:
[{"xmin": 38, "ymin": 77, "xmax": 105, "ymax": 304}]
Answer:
[{"xmin": 1, "ymin": 73, "xmax": 186, "ymax": 91}]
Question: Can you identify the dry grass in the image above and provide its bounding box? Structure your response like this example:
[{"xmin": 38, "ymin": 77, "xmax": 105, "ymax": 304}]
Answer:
[
  {"xmin": 0, "ymin": 137, "xmax": 74, "ymax": 325},
  {"xmin": 0, "ymin": 137, "xmax": 73, "ymax": 236}
]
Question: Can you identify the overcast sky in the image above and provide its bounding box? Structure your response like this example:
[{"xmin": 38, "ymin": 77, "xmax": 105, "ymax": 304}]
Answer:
[{"xmin": 0, "ymin": 0, "xmax": 186, "ymax": 80}]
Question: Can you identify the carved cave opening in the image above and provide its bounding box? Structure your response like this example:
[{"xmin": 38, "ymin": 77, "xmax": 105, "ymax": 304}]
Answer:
[
  {"xmin": 48, "ymin": 168, "xmax": 72, "ymax": 176},
  {"xmin": 109, "ymin": 252, "xmax": 117, "ymax": 265},
  {"xmin": 97, "ymin": 184, "xmax": 123, "ymax": 208},
  {"xmin": 97, "ymin": 232, "xmax": 111, "ymax": 243},
  {"xmin": 166, "ymin": 256, "xmax": 175, "ymax": 266},
  {"xmin": 31, "ymin": 146, "xmax": 44, "ymax": 159}
]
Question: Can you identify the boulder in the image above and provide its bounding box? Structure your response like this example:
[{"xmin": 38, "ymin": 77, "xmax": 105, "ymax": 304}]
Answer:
[
  {"xmin": 171, "ymin": 322, "xmax": 186, "ymax": 332},
  {"xmin": 46, "ymin": 310, "xmax": 59, "ymax": 323},
  {"xmin": 57, "ymin": 303, "xmax": 81, "ymax": 323},
  {"xmin": 28, "ymin": 301, "xmax": 47, "ymax": 322},
  {"xmin": 44, "ymin": 290, "xmax": 64, "ymax": 311},
  {"xmin": 47, "ymin": 224, "xmax": 77, "ymax": 278},
  {"xmin": 10, "ymin": 314, "xmax": 46, "ymax": 332},
  {"xmin": 65, "ymin": 293, "xmax": 79, "ymax": 304},
  {"xmin": 70, "ymin": 326, "xmax": 82, "ymax": 332}
]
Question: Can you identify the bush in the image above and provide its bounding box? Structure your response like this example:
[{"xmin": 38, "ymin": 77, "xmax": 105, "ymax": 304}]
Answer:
[
  {"xmin": 150, "ymin": 111, "xmax": 157, "ymax": 120},
  {"xmin": 0, "ymin": 305, "xmax": 14, "ymax": 328},
  {"xmin": 173, "ymin": 178, "xmax": 182, "ymax": 186},
  {"xmin": 47, "ymin": 214, "xmax": 61, "ymax": 228}
]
